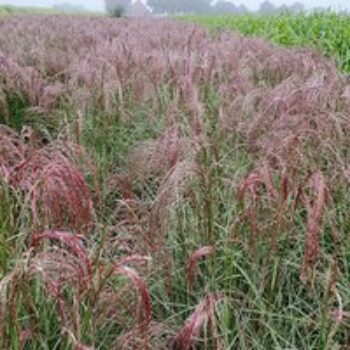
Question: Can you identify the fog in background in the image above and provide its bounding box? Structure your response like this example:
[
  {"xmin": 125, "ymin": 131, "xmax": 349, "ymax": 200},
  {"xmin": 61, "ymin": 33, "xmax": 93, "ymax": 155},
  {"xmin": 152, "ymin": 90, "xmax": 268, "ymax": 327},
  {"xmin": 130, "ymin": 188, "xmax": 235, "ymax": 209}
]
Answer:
[{"xmin": 0, "ymin": 0, "xmax": 349, "ymax": 12}]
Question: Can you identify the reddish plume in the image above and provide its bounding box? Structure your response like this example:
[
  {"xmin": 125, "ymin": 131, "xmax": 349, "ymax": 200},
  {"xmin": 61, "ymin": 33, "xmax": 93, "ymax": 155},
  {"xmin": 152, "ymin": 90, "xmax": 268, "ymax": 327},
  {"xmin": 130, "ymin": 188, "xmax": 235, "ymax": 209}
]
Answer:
[
  {"xmin": 186, "ymin": 246, "xmax": 214, "ymax": 292},
  {"xmin": 11, "ymin": 142, "xmax": 93, "ymax": 232},
  {"xmin": 172, "ymin": 293, "xmax": 224, "ymax": 350},
  {"xmin": 113, "ymin": 265, "xmax": 152, "ymax": 349},
  {"xmin": 300, "ymin": 171, "xmax": 328, "ymax": 282}
]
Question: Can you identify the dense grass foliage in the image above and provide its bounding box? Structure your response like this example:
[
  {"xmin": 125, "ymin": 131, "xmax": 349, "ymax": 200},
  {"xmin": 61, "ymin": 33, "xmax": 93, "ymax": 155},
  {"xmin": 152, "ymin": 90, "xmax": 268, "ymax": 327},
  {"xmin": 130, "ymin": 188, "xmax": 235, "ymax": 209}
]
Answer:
[
  {"xmin": 0, "ymin": 16, "xmax": 349, "ymax": 349},
  {"xmin": 183, "ymin": 12, "xmax": 350, "ymax": 73}
]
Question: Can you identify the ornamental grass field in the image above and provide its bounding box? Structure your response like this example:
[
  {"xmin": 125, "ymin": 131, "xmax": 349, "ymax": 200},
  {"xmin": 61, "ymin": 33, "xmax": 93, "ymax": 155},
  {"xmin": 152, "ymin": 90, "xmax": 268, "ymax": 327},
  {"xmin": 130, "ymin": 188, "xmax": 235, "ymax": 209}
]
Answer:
[{"xmin": 0, "ymin": 14, "xmax": 349, "ymax": 349}]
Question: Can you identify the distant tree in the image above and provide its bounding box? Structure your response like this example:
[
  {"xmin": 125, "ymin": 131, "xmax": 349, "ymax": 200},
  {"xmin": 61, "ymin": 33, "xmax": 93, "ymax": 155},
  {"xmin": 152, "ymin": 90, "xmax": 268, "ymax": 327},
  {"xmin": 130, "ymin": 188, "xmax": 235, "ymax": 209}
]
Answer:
[
  {"xmin": 147, "ymin": 0, "xmax": 212, "ymax": 14},
  {"xmin": 128, "ymin": 0, "xmax": 152, "ymax": 16},
  {"xmin": 212, "ymin": 1, "xmax": 239, "ymax": 15},
  {"xmin": 276, "ymin": 4, "xmax": 289, "ymax": 13},
  {"xmin": 105, "ymin": 0, "xmax": 131, "ymax": 15},
  {"xmin": 259, "ymin": 0, "xmax": 276, "ymax": 14},
  {"xmin": 186, "ymin": 0, "xmax": 213, "ymax": 14},
  {"xmin": 212, "ymin": 2, "xmax": 248, "ymax": 14},
  {"xmin": 289, "ymin": 1, "xmax": 305, "ymax": 13},
  {"xmin": 275, "ymin": 2, "xmax": 305, "ymax": 14}
]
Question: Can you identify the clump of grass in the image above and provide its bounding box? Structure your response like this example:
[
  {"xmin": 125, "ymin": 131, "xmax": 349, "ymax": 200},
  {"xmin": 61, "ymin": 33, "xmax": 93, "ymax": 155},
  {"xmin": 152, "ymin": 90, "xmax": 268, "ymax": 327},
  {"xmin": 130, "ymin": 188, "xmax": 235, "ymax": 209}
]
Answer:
[
  {"xmin": 0, "ymin": 127, "xmax": 94, "ymax": 232},
  {"xmin": 0, "ymin": 230, "xmax": 153, "ymax": 349}
]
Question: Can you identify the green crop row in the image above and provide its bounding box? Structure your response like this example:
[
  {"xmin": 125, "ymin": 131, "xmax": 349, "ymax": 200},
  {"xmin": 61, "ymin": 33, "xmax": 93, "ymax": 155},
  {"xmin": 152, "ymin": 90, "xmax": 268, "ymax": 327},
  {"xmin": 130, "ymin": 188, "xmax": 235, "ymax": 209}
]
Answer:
[{"xmin": 183, "ymin": 12, "xmax": 350, "ymax": 73}]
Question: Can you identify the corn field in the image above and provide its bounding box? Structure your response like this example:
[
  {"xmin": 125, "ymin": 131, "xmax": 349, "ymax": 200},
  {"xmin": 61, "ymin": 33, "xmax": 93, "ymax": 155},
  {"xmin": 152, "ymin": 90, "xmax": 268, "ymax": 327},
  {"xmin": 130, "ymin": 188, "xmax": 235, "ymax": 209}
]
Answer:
[
  {"xmin": 0, "ymin": 13, "xmax": 349, "ymax": 349},
  {"xmin": 185, "ymin": 12, "xmax": 350, "ymax": 73}
]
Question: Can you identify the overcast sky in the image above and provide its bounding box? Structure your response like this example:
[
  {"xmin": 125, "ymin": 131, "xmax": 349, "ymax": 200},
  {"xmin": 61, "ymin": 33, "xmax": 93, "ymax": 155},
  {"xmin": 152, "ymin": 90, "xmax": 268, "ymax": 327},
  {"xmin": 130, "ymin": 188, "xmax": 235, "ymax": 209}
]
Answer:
[{"xmin": 0, "ymin": 0, "xmax": 349, "ymax": 12}]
